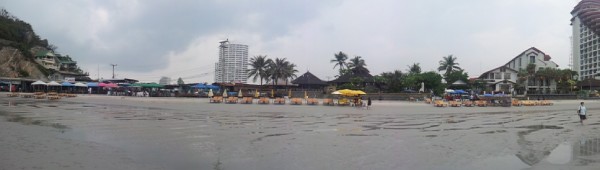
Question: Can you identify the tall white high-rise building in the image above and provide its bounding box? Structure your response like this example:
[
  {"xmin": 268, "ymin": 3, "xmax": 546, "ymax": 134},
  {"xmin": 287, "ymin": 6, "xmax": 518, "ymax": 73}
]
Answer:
[
  {"xmin": 214, "ymin": 40, "xmax": 248, "ymax": 83},
  {"xmin": 571, "ymin": 0, "xmax": 600, "ymax": 80}
]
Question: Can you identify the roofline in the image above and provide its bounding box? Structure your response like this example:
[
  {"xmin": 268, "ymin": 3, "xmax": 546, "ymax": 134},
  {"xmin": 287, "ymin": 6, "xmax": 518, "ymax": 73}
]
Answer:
[{"xmin": 478, "ymin": 66, "xmax": 518, "ymax": 79}]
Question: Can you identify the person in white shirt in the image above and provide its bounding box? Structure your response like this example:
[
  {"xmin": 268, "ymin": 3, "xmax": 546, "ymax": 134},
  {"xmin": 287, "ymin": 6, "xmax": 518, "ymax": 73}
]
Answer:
[{"xmin": 578, "ymin": 102, "xmax": 587, "ymax": 125}]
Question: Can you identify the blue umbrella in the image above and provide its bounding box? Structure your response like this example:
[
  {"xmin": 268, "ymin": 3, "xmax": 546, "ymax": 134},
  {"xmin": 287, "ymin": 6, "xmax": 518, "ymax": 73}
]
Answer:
[
  {"xmin": 86, "ymin": 82, "xmax": 99, "ymax": 87},
  {"xmin": 483, "ymin": 94, "xmax": 493, "ymax": 97},
  {"xmin": 454, "ymin": 90, "xmax": 466, "ymax": 94},
  {"xmin": 192, "ymin": 83, "xmax": 207, "ymax": 89},
  {"xmin": 61, "ymin": 82, "xmax": 74, "ymax": 87}
]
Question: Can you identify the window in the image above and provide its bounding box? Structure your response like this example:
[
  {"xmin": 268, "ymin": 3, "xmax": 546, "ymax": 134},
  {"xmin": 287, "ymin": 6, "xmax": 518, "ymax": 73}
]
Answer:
[
  {"xmin": 504, "ymin": 73, "xmax": 511, "ymax": 80},
  {"xmin": 529, "ymin": 56, "xmax": 535, "ymax": 63},
  {"xmin": 495, "ymin": 73, "xmax": 501, "ymax": 79},
  {"xmin": 518, "ymin": 58, "xmax": 522, "ymax": 68}
]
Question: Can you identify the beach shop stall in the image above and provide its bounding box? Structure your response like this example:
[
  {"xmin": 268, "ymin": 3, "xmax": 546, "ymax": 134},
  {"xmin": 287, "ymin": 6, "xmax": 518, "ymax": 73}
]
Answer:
[
  {"xmin": 131, "ymin": 83, "xmax": 165, "ymax": 97},
  {"xmin": 74, "ymin": 82, "xmax": 88, "ymax": 94},
  {"xmin": 86, "ymin": 82, "xmax": 99, "ymax": 94},
  {"xmin": 61, "ymin": 82, "xmax": 75, "ymax": 93},
  {"xmin": 31, "ymin": 80, "xmax": 47, "ymax": 92}
]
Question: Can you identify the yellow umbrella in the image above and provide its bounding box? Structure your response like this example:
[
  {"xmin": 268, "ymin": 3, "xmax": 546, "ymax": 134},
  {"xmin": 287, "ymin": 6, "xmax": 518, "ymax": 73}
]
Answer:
[
  {"xmin": 352, "ymin": 90, "xmax": 367, "ymax": 95},
  {"xmin": 223, "ymin": 89, "xmax": 228, "ymax": 97},
  {"xmin": 337, "ymin": 89, "xmax": 356, "ymax": 96},
  {"xmin": 208, "ymin": 89, "xmax": 214, "ymax": 97},
  {"xmin": 288, "ymin": 90, "xmax": 292, "ymax": 97},
  {"xmin": 304, "ymin": 91, "xmax": 308, "ymax": 99},
  {"xmin": 254, "ymin": 89, "xmax": 259, "ymax": 98},
  {"xmin": 271, "ymin": 89, "xmax": 274, "ymax": 98},
  {"xmin": 238, "ymin": 89, "xmax": 243, "ymax": 97}
]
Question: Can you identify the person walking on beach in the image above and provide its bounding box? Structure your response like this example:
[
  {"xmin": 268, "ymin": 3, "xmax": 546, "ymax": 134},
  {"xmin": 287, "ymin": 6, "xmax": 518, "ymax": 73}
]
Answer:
[
  {"xmin": 578, "ymin": 102, "xmax": 587, "ymax": 125},
  {"xmin": 367, "ymin": 97, "xmax": 372, "ymax": 110}
]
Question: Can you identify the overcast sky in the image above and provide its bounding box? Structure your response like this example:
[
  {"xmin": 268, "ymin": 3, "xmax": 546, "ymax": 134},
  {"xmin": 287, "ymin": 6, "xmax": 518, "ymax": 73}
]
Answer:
[{"xmin": 1, "ymin": 0, "xmax": 580, "ymax": 83}]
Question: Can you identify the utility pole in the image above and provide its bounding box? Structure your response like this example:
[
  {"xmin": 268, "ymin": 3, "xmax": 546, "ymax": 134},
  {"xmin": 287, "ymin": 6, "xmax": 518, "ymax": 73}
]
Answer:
[{"xmin": 110, "ymin": 64, "xmax": 117, "ymax": 79}]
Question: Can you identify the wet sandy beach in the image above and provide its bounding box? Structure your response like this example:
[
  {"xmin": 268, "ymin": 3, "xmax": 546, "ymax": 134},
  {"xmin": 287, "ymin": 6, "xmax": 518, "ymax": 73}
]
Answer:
[{"xmin": 1, "ymin": 93, "xmax": 600, "ymax": 170}]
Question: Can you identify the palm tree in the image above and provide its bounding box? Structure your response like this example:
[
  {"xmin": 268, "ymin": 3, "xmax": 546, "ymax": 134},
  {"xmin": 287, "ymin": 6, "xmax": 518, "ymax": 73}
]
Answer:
[
  {"xmin": 525, "ymin": 63, "xmax": 536, "ymax": 95},
  {"xmin": 330, "ymin": 51, "xmax": 348, "ymax": 76},
  {"xmin": 248, "ymin": 55, "xmax": 269, "ymax": 86},
  {"xmin": 266, "ymin": 58, "xmax": 290, "ymax": 86},
  {"xmin": 347, "ymin": 56, "xmax": 369, "ymax": 74},
  {"xmin": 282, "ymin": 62, "xmax": 298, "ymax": 89},
  {"xmin": 407, "ymin": 63, "xmax": 421, "ymax": 74},
  {"xmin": 437, "ymin": 55, "xmax": 461, "ymax": 76}
]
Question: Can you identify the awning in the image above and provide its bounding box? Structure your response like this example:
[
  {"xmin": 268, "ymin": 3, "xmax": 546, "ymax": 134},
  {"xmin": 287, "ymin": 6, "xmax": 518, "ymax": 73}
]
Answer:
[
  {"xmin": 31, "ymin": 80, "xmax": 47, "ymax": 86},
  {"xmin": 47, "ymin": 81, "xmax": 61, "ymax": 86},
  {"xmin": 87, "ymin": 82, "xmax": 99, "ymax": 87},
  {"xmin": 131, "ymin": 83, "xmax": 164, "ymax": 88},
  {"xmin": 74, "ymin": 82, "xmax": 88, "ymax": 87},
  {"xmin": 61, "ymin": 82, "xmax": 74, "ymax": 87}
]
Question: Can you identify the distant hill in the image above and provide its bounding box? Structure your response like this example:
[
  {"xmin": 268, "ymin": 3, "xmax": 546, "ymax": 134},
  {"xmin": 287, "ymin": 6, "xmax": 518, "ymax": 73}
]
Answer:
[{"xmin": 0, "ymin": 8, "xmax": 88, "ymax": 81}]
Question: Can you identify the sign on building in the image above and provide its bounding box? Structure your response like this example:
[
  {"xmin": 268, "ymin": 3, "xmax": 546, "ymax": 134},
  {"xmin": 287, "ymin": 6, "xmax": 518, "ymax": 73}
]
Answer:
[{"xmin": 65, "ymin": 77, "xmax": 76, "ymax": 83}]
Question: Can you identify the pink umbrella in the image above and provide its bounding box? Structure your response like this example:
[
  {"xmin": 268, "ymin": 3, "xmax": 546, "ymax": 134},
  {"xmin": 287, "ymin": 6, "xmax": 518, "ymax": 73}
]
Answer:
[
  {"xmin": 99, "ymin": 82, "xmax": 108, "ymax": 87},
  {"xmin": 105, "ymin": 83, "xmax": 118, "ymax": 88}
]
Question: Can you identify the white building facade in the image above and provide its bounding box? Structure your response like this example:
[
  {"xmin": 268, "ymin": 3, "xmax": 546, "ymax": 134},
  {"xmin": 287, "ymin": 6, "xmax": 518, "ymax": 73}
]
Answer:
[
  {"xmin": 480, "ymin": 47, "xmax": 559, "ymax": 94},
  {"xmin": 214, "ymin": 40, "xmax": 248, "ymax": 83},
  {"xmin": 571, "ymin": 0, "xmax": 600, "ymax": 80}
]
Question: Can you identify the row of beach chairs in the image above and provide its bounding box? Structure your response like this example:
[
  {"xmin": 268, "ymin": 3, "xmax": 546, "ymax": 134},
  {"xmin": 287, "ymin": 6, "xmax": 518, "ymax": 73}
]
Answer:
[
  {"xmin": 430, "ymin": 99, "xmax": 553, "ymax": 107},
  {"xmin": 5, "ymin": 92, "xmax": 77, "ymax": 100},
  {"xmin": 209, "ymin": 96, "xmax": 340, "ymax": 106}
]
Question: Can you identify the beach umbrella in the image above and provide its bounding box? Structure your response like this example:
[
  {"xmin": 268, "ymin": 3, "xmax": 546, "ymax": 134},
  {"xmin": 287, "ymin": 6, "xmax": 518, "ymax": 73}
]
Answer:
[
  {"xmin": 31, "ymin": 80, "xmax": 46, "ymax": 92},
  {"xmin": 32, "ymin": 80, "xmax": 47, "ymax": 85},
  {"xmin": 208, "ymin": 89, "xmax": 214, "ymax": 97},
  {"xmin": 223, "ymin": 89, "xmax": 228, "ymax": 97},
  {"xmin": 254, "ymin": 90, "xmax": 259, "ymax": 98},
  {"xmin": 304, "ymin": 91, "xmax": 308, "ymax": 99},
  {"xmin": 337, "ymin": 89, "xmax": 356, "ymax": 96},
  {"xmin": 74, "ymin": 82, "xmax": 87, "ymax": 87},
  {"xmin": 351, "ymin": 90, "xmax": 367, "ymax": 95},
  {"xmin": 288, "ymin": 90, "xmax": 292, "ymax": 97},
  {"xmin": 271, "ymin": 89, "xmax": 274, "ymax": 98},
  {"xmin": 238, "ymin": 89, "xmax": 243, "ymax": 97}
]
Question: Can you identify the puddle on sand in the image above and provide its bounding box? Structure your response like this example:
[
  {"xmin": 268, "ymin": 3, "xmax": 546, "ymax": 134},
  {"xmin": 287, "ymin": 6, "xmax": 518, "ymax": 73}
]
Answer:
[
  {"xmin": 466, "ymin": 155, "xmax": 530, "ymax": 170},
  {"xmin": 545, "ymin": 142, "xmax": 571, "ymax": 164}
]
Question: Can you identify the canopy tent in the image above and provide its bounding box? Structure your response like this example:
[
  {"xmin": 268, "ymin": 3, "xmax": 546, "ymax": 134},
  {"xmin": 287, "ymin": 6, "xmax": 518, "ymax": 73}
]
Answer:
[
  {"xmin": 131, "ymin": 83, "xmax": 164, "ymax": 88},
  {"xmin": 61, "ymin": 82, "xmax": 74, "ymax": 87},
  {"xmin": 74, "ymin": 82, "xmax": 88, "ymax": 87},
  {"xmin": 99, "ymin": 83, "xmax": 118, "ymax": 88},
  {"xmin": 449, "ymin": 90, "xmax": 467, "ymax": 94},
  {"xmin": 31, "ymin": 80, "xmax": 47, "ymax": 86},
  {"xmin": 47, "ymin": 81, "xmax": 61, "ymax": 86},
  {"xmin": 205, "ymin": 85, "xmax": 220, "ymax": 90},
  {"xmin": 87, "ymin": 82, "xmax": 99, "ymax": 87},
  {"xmin": 191, "ymin": 84, "xmax": 207, "ymax": 89}
]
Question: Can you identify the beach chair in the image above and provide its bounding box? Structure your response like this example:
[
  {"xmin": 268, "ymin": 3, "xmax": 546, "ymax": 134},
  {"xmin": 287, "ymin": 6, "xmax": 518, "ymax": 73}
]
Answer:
[
  {"xmin": 7, "ymin": 92, "xmax": 19, "ymax": 97},
  {"xmin": 258, "ymin": 97, "xmax": 270, "ymax": 104},
  {"xmin": 290, "ymin": 98, "xmax": 303, "ymax": 105},
  {"xmin": 21, "ymin": 93, "xmax": 33, "ymax": 98},
  {"xmin": 541, "ymin": 100, "xmax": 553, "ymax": 106},
  {"xmin": 476, "ymin": 100, "xmax": 487, "ymax": 107},
  {"xmin": 323, "ymin": 98, "xmax": 334, "ymax": 106},
  {"xmin": 450, "ymin": 100, "xmax": 462, "ymax": 107},
  {"xmin": 226, "ymin": 97, "xmax": 238, "ymax": 104},
  {"xmin": 512, "ymin": 99, "xmax": 522, "ymax": 106},
  {"xmin": 46, "ymin": 92, "xmax": 61, "ymax": 100},
  {"xmin": 210, "ymin": 96, "xmax": 223, "ymax": 103},
  {"xmin": 240, "ymin": 97, "xmax": 253, "ymax": 104},
  {"xmin": 274, "ymin": 98, "xmax": 285, "ymax": 104},
  {"xmin": 306, "ymin": 98, "xmax": 319, "ymax": 105},
  {"xmin": 338, "ymin": 98, "xmax": 350, "ymax": 106},
  {"xmin": 434, "ymin": 100, "xmax": 448, "ymax": 107},
  {"xmin": 463, "ymin": 101, "xmax": 473, "ymax": 107}
]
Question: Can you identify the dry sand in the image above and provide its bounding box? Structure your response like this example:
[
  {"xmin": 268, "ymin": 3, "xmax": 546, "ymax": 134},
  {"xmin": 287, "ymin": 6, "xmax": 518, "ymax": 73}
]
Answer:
[{"xmin": 1, "ymin": 93, "xmax": 600, "ymax": 170}]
